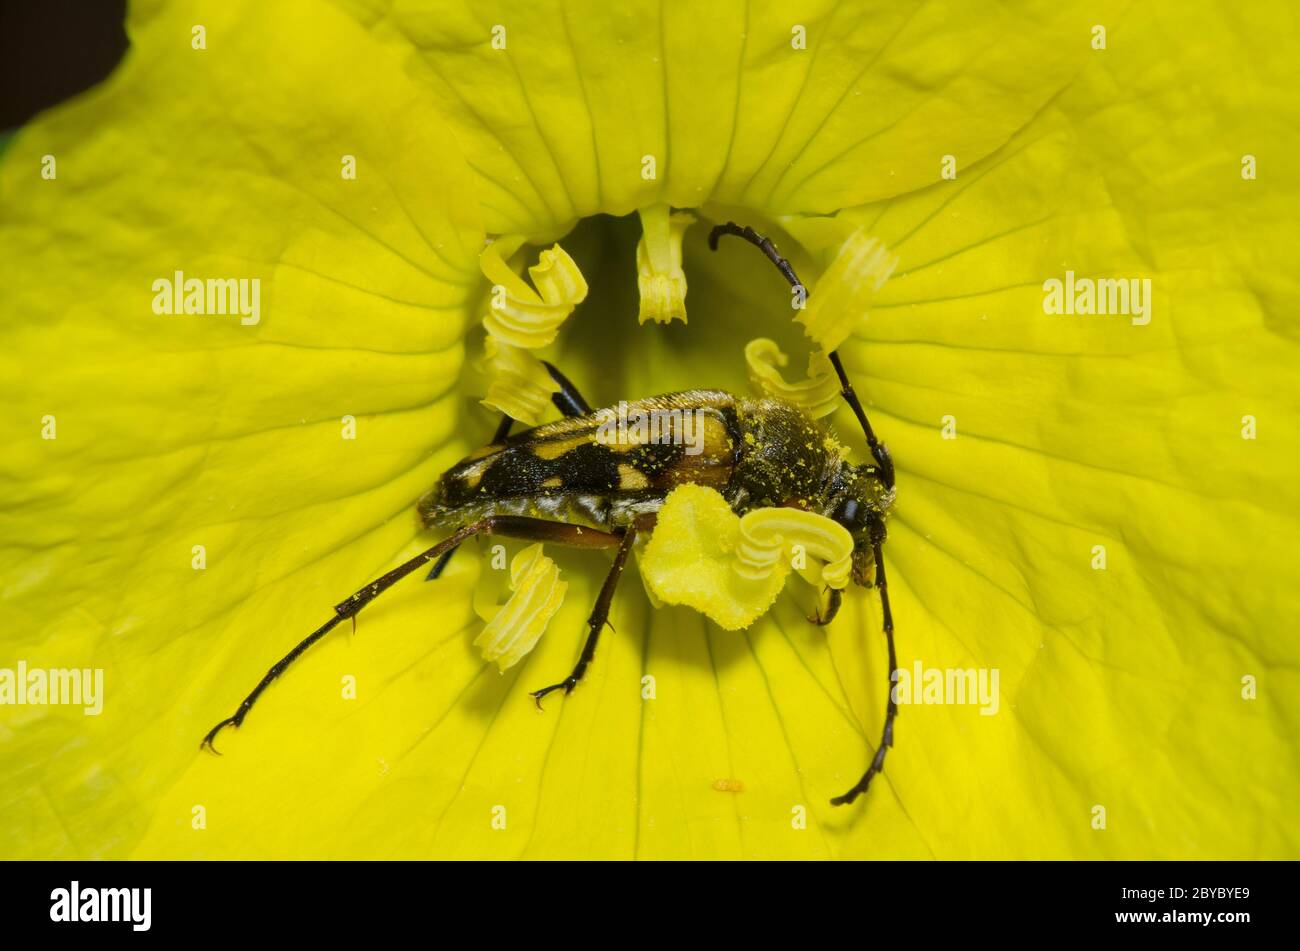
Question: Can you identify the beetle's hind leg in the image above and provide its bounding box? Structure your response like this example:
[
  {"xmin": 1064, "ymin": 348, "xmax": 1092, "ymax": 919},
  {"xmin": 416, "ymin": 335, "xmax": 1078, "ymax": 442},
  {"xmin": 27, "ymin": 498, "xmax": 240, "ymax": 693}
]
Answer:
[
  {"xmin": 425, "ymin": 361, "xmax": 593, "ymax": 582},
  {"xmin": 201, "ymin": 515, "xmax": 626, "ymax": 753},
  {"xmin": 530, "ymin": 514, "xmax": 653, "ymax": 707}
]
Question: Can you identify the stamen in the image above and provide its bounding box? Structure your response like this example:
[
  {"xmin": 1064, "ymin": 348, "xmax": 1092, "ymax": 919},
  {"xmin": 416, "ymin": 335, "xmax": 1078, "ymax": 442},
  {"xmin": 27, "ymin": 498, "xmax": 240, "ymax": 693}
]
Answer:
[
  {"xmin": 474, "ymin": 543, "xmax": 568, "ymax": 670},
  {"xmin": 478, "ymin": 335, "xmax": 560, "ymax": 424},
  {"xmin": 639, "ymin": 484, "xmax": 853, "ymax": 631},
  {"xmin": 636, "ymin": 204, "xmax": 695, "ymax": 324},
  {"xmin": 479, "ymin": 237, "xmax": 588, "ymax": 348},
  {"xmin": 735, "ymin": 507, "xmax": 853, "ymax": 590},
  {"xmin": 477, "ymin": 236, "xmax": 588, "ymax": 423},
  {"xmin": 796, "ymin": 228, "xmax": 897, "ymax": 352},
  {"xmin": 744, "ymin": 338, "xmax": 840, "ymax": 418}
]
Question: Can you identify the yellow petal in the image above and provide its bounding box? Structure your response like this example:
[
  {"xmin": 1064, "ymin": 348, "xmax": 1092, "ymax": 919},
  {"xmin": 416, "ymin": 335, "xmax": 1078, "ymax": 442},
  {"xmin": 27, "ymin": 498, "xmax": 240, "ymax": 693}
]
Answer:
[
  {"xmin": 1, "ymin": 0, "xmax": 487, "ymax": 860},
  {"xmin": 347, "ymin": 0, "xmax": 1127, "ymax": 232}
]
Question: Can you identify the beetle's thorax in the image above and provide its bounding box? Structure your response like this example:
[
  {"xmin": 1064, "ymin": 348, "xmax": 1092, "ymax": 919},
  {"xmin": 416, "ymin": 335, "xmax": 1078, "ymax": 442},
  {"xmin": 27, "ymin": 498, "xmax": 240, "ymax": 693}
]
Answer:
[{"xmin": 723, "ymin": 397, "xmax": 846, "ymax": 514}]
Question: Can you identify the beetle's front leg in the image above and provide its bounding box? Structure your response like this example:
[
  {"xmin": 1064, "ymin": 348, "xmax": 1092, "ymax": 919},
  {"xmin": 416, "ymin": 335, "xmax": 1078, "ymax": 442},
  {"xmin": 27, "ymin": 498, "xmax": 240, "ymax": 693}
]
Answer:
[
  {"xmin": 831, "ymin": 525, "xmax": 897, "ymax": 806},
  {"xmin": 531, "ymin": 515, "xmax": 651, "ymax": 707}
]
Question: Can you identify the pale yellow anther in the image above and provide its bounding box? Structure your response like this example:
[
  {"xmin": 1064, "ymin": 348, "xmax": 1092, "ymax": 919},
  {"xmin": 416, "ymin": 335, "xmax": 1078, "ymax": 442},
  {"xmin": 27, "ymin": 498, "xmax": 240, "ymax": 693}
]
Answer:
[
  {"xmin": 478, "ymin": 335, "xmax": 559, "ymax": 425},
  {"xmin": 479, "ymin": 237, "xmax": 588, "ymax": 349},
  {"xmin": 796, "ymin": 228, "xmax": 897, "ymax": 352},
  {"xmin": 474, "ymin": 544, "xmax": 568, "ymax": 670},
  {"xmin": 732, "ymin": 529, "xmax": 784, "ymax": 581},
  {"xmin": 744, "ymin": 338, "xmax": 841, "ymax": 419},
  {"xmin": 636, "ymin": 204, "xmax": 695, "ymax": 324},
  {"xmin": 531, "ymin": 246, "xmax": 588, "ymax": 305},
  {"xmin": 736, "ymin": 507, "xmax": 854, "ymax": 590},
  {"xmin": 639, "ymin": 484, "xmax": 853, "ymax": 631},
  {"xmin": 476, "ymin": 235, "xmax": 588, "ymax": 424}
]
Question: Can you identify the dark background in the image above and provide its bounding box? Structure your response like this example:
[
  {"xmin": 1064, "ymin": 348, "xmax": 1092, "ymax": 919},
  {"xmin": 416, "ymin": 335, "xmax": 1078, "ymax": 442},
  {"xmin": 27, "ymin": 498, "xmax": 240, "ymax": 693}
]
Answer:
[{"xmin": 0, "ymin": 0, "xmax": 128, "ymax": 130}]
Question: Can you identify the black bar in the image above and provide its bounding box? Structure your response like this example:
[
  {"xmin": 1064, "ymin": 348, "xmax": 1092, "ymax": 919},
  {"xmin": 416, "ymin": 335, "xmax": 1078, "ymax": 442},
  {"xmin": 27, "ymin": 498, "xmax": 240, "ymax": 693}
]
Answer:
[{"xmin": 0, "ymin": 860, "xmax": 1281, "ymax": 938}]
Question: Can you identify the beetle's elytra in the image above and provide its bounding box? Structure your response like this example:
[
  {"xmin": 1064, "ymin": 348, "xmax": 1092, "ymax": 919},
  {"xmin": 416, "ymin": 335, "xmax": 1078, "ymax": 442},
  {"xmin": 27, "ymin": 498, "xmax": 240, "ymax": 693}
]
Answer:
[{"xmin": 202, "ymin": 224, "xmax": 899, "ymax": 807}]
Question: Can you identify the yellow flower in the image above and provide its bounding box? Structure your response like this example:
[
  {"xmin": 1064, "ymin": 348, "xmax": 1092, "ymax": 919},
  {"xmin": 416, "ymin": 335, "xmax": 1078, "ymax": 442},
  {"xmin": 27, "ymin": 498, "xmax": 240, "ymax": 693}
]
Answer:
[{"xmin": 0, "ymin": 0, "xmax": 1297, "ymax": 860}]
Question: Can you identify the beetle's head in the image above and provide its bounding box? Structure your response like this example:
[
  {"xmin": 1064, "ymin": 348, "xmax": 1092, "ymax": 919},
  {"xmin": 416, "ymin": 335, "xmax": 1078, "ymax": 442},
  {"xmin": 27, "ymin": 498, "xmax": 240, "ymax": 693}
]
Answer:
[{"xmin": 827, "ymin": 462, "xmax": 893, "ymax": 586}]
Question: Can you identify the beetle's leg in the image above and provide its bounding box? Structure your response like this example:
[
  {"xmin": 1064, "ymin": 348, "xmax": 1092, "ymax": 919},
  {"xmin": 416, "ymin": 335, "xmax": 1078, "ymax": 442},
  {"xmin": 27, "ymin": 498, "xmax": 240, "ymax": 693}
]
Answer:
[
  {"xmin": 810, "ymin": 587, "xmax": 842, "ymax": 626},
  {"xmin": 707, "ymin": 221, "xmax": 894, "ymax": 489},
  {"xmin": 424, "ymin": 545, "xmax": 460, "ymax": 581},
  {"xmin": 426, "ymin": 361, "xmax": 593, "ymax": 581},
  {"xmin": 529, "ymin": 515, "xmax": 652, "ymax": 707},
  {"xmin": 489, "ymin": 414, "xmax": 513, "ymax": 444},
  {"xmin": 831, "ymin": 526, "xmax": 897, "ymax": 806},
  {"xmin": 202, "ymin": 516, "xmax": 624, "ymax": 753}
]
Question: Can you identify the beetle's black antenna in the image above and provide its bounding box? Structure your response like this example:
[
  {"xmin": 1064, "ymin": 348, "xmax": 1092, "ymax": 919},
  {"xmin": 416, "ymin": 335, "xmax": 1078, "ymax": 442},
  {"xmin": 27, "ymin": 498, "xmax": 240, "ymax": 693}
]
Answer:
[
  {"xmin": 707, "ymin": 221, "xmax": 802, "ymax": 287},
  {"xmin": 541, "ymin": 359, "xmax": 593, "ymax": 418},
  {"xmin": 826, "ymin": 351, "xmax": 894, "ymax": 490},
  {"xmin": 830, "ymin": 529, "xmax": 897, "ymax": 806},
  {"xmin": 202, "ymin": 523, "xmax": 483, "ymax": 752},
  {"xmin": 202, "ymin": 515, "xmax": 625, "ymax": 753},
  {"xmin": 707, "ymin": 221, "xmax": 894, "ymax": 489}
]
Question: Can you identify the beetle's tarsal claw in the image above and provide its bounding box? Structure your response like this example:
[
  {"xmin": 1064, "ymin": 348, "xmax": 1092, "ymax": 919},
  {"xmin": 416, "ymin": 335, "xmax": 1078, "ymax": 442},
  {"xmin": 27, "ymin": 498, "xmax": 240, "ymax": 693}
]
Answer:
[
  {"xmin": 200, "ymin": 716, "xmax": 239, "ymax": 755},
  {"xmin": 529, "ymin": 677, "xmax": 577, "ymax": 710}
]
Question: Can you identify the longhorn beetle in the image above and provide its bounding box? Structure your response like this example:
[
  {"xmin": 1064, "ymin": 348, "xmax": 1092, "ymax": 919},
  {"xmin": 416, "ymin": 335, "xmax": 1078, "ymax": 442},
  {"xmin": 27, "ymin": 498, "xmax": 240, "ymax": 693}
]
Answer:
[{"xmin": 202, "ymin": 222, "xmax": 898, "ymax": 807}]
